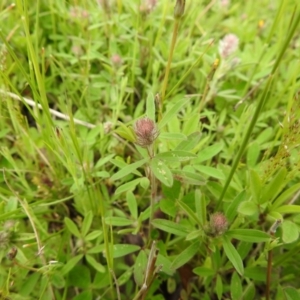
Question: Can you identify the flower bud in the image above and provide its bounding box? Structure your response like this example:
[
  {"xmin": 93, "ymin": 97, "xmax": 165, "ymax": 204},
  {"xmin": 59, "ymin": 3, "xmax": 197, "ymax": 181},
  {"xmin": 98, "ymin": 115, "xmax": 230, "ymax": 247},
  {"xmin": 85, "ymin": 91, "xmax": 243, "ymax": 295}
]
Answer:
[
  {"xmin": 134, "ymin": 117, "xmax": 159, "ymax": 148},
  {"xmin": 209, "ymin": 212, "xmax": 228, "ymax": 235},
  {"xmin": 174, "ymin": 0, "xmax": 185, "ymax": 19},
  {"xmin": 218, "ymin": 34, "xmax": 239, "ymax": 59}
]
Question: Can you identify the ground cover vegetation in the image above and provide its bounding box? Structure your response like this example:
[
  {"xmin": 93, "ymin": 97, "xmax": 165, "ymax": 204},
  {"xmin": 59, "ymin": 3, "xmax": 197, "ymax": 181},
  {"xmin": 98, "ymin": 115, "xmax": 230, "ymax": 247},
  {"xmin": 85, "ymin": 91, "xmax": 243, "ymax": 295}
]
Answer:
[{"xmin": 1, "ymin": 0, "xmax": 300, "ymax": 299}]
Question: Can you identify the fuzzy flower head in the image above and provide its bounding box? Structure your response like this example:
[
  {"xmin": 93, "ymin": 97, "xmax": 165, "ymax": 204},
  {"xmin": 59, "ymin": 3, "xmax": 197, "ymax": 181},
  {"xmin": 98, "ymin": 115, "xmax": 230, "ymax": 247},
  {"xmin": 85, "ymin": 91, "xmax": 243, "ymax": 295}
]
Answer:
[
  {"xmin": 209, "ymin": 212, "xmax": 228, "ymax": 236},
  {"xmin": 219, "ymin": 34, "xmax": 239, "ymax": 59},
  {"xmin": 134, "ymin": 117, "xmax": 159, "ymax": 148}
]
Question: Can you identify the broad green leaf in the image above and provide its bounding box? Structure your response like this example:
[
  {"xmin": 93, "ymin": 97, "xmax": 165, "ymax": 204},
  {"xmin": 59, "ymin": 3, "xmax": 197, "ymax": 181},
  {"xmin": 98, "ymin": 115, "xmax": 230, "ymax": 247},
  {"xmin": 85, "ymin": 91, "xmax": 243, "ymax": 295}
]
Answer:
[
  {"xmin": 238, "ymin": 201, "xmax": 258, "ymax": 216},
  {"xmin": 112, "ymin": 244, "xmax": 140, "ymax": 258},
  {"xmin": 223, "ymin": 236, "xmax": 244, "ymax": 275},
  {"xmin": 275, "ymin": 205, "xmax": 300, "ymax": 214},
  {"xmin": 162, "ymin": 180, "xmax": 181, "ymax": 199},
  {"xmin": 272, "ymin": 182, "xmax": 300, "ymax": 208},
  {"xmin": 171, "ymin": 241, "xmax": 199, "ymax": 270},
  {"xmin": 282, "ymin": 220, "xmax": 299, "ymax": 244},
  {"xmin": 73, "ymin": 291, "xmax": 93, "ymax": 300},
  {"xmin": 61, "ymin": 254, "xmax": 83, "ymax": 275},
  {"xmin": 195, "ymin": 189, "xmax": 206, "ymax": 226},
  {"xmin": 82, "ymin": 211, "xmax": 93, "ymax": 237},
  {"xmin": 157, "ymin": 254, "xmax": 174, "ymax": 276},
  {"xmin": 177, "ymin": 200, "xmax": 202, "ymax": 226},
  {"xmin": 94, "ymin": 154, "xmax": 115, "ymax": 169},
  {"xmin": 115, "ymin": 178, "xmax": 141, "ymax": 195},
  {"xmin": 150, "ymin": 158, "xmax": 173, "ymax": 187},
  {"xmin": 146, "ymin": 93, "xmax": 155, "ymax": 121},
  {"xmin": 159, "ymin": 98, "xmax": 189, "ymax": 129},
  {"xmin": 231, "ymin": 272, "xmax": 242, "ymax": 300},
  {"xmin": 284, "ymin": 287, "xmax": 300, "ymax": 300},
  {"xmin": 172, "ymin": 170, "xmax": 206, "ymax": 185},
  {"xmin": 134, "ymin": 250, "xmax": 147, "ymax": 287},
  {"xmin": 19, "ymin": 273, "xmax": 40, "ymax": 296},
  {"xmin": 64, "ymin": 217, "xmax": 81, "ymax": 238},
  {"xmin": 186, "ymin": 230, "xmax": 202, "ymax": 241},
  {"xmin": 159, "ymin": 132, "xmax": 187, "ymax": 140},
  {"xmin": 226, "ymin": 229, "xmax": 270, "ymax": 243},
  {"xmin": 247, "ymin": 142, "xmax": 260, "ymax": 167},
  {"xmin": 244, "ymin": 267, "xmax": 266, "ymax": 281},
  {"xmin": 196, "ymin": 143, "xmax": 223, "ymax": 163},
  {"xmin": 86, "ymin": 254, "xmax": 105, "ymax": 273},
  {"xmin": 155, "ymin": 151, "xmax": 197, "ymax": 162},
  {"xmin": 175, "ymin": 132, "xmax": 202, "ymax": 151},
  {"xmin": 194, "ymin": 165, "xmax": 225, "ymax": 180},
  {"xmin": 105, "ymin": 217, "xmax": 133, "ymax": 226},
  {"xmin": 160, "ymin": 199, "xmax": 177, "ymax": 217},
  {"xmin": 249, "ymin": 169, "xmax": 262, "ymax": 203},
  {"xmin": 152, "ymin": 219, "xmax": 189, "ymax": 236},
  {"xmin": 259, "ymin": 168, "xmax": 287, "ymax": 204},
  {"xmin": 126, "ymin": 191, "xmax": 138, "ymax": 219},
  {"xmin": 69, "ymin": 265, "xmax": 91, "ymax": 288},
  {"xmin": 226, "ymin": 191, "xmax": 246, "ymax": 222},
  {"xmin": 193, "ymin": 267, "xmax": 215, "ymax": 277},
  {"xmin": 85, "ymin": 230, "xmax": 102, "ymax": 241},
  {"xmin": 111, "ymin": 158, "xmax": 148, "ymax": 181},
  {"xmin": 216, "ymin": 274, "xmax": 223, "ymax": 300},
  {"xmin": 140, "ymin": 177, "xmax": 150, "ymax": 189}
]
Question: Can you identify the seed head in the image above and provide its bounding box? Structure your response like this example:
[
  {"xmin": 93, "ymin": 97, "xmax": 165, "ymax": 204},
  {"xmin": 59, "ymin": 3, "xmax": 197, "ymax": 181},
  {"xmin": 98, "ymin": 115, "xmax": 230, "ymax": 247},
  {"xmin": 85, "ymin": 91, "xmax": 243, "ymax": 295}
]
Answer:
[
  {"xmin": 219, "ymin": 34, "xmax": 239, "ymax": 59},
  {"xmin": 134, "ymin": 117, "xmax": 159, "ymax": 148},
  {"xmin": 209, "ymin": 212, "xmax": 228, "ymax": 235}
]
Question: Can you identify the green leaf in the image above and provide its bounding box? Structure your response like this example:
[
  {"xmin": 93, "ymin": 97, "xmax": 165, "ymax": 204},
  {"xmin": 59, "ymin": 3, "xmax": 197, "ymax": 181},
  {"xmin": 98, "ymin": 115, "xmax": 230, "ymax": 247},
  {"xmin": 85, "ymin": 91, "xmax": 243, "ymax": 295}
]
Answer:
[
  {"xmin": 105, "ymin": 217, "xmax": 133, "ymax": 226},
  {"xmin": 146, "ymin": 93, "xmax": 155, "ymax": 121},
  {"xmin": 175, "ymin": 132, "xmax": 202, "ymax": 151},
  {"xmin": 159, "ymin": 132, "xmax": 187, "ymax": 140},
  {"xmin": 194, "ymin": 165, "xmax": 225, "ymax": 180},
  {"xmin": 19, "ymin": 273, "xmax": 40, "ymax": 296},
  {"xmin": 69, "ymin": 265, "xmax": 91, "ymax": 288},
  {"xmin": 114, "ymin": 122, "xmax": 136, "ymax": 142},
  {"xmin": 230, "ymin": 272, "xmax": 242, "ymax": 300},
  {"xmin": 172, "ymin": 170, "xmax": 206, "ymax": 185},
  {"xmin": 247, "ymin": 142, "xmax": 260, "ymax": 167},
  {"xmin": 226, "ymin": 229, "xmax": 270, "ymax": 243},
  {"xmin": 152, "ymin": 219, "xmax": 189, "ymax": 236},
  {"xmin": 272, "ymin": 182, "xmax": 300, "ymax": 208},
  {"xmin": 275, "ymin": 205, "xmax": 300, "ymax": 214},
  {"xmin": 196, "ymin": 143, "xmax": 223, "ymax": 163},
  {"xmin": 159, "ymin": 98, "xmax": 189, "ymax": 129},
  {"xmin": 112, "ymin": 244, "xmax": 140, "ymax": 258},
  {"xmin": 64, "ymin": 217, "xmax": 81, "ymax": 238},
  {"xmin": 171, "ymin": 241, "xmax": 199, "ymax": 270},
  {"xmin": 155, "ymin": 151, "xmax": 197, "ymax": 162},
  {"xmin": 223, "ymin": 236, "xmax": 244, "ymax": 275},
  {"xmin": 94, "ymin": 154, "xmax": 115, "ymax": 169},
  {"xmin": 134, "ymin": 250, "xmax": 147, "ymax": 287},
  {"xmin": 193, "ymin": 267, "xmax": 215, "ymax": 277},
  {"xmin": 61, "ymin": 255, "xmax": 83, "ymax": 275},
  {"xmin": 160, "ymin": 199, "xmax": 177, "ymax": 217},
  {"xmin": 177, "ymin": 200, "xmax": 202, "ymax": 226},
  {"xmin": 73, "ymin": 291, "xmax": 93, "ymax": 300},
  {"xmin": 282, "ymin": 220, "xmax": 299, "ymax": 244},
  {"xmin": 238, "ymin": 201, "xmax": 258, "ymax": 216},
  {"xmin": 82, "ymin": 211, "xmax": 93, "ymax": 237},
  {"xmin": 259, "ymin": 168, "xmax": 287, "ymax": 204},
  {"xmin": 115, "ymin": 178, "xmax": 141, "ymax": 195},
  {"xmin": 85, "ymin": 230, "xmax": 102, "ymax": 241},
  {"xmin": 111, "ymin": 158, "xmax": 148, "ymax": 181},
  {"xmin": 284, "ymin": 287, "xmax": 300, "ymax": 300},
  {"xmin": 140, "ymin": 177, "xmax": 150, "ymax": 189},
  {"xmin": 150, "ymin": 158, "xmax": 173, "ymax": 187},
  {"xmin": 249, "ymin": 169, "xmax": 262, "ymax": 203},
  {"xmin": 226, "ymin": 191, "xmax": 246, "ymax": 222},
  {"xmin": 216, "ymin": 274, "xmax": 223, "ymax": 300},
  {"xmin": 195, "ymin": 189, "xmax": 206, "ymax": 226},
  {"xmin": 244, "ymin": 267, "xmax": 266, "ymax": 281},
  {"xmin": 126, "ymin": 191, "xmax": 138, "ymax": 220},
  {"xmin": 86, "ymin": 254, "xmax": 105, "ymax": 273}
]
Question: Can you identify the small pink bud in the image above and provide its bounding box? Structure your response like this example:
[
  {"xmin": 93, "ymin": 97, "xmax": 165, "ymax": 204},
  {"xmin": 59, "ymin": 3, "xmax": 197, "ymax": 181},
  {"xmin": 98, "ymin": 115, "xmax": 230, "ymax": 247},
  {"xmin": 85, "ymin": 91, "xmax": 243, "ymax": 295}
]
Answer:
[
  {"xmin": 210, "ymin": 212, "xmax": 228, "ymax": 235},
  {"xmin": 134, "ymin": 117, "xmax": 159, "ymax": 148},
  {"xmin": 219, "ymin": 34, "xmax": 239, "ymax": 59},
  {"xmin": 111, "ymin": 54, "xmax": 123, "ymax": 67}
]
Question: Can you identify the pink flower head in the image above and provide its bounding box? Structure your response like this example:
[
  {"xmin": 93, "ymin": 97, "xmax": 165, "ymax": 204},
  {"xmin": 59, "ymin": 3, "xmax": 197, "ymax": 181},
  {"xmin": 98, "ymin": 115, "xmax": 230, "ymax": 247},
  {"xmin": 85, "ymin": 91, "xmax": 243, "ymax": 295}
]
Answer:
[
  {"xmin": 210, "ymin": 212, "xmax": 228, "ymax": 235},
  {"xmin": 219, "ymin": 34, "xmax": 239, "ymax": 59},
  {"xmin": 134, "ymin": 117, "xmax": 159, "ymax": 147}
]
